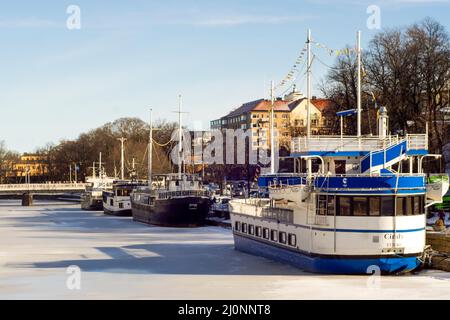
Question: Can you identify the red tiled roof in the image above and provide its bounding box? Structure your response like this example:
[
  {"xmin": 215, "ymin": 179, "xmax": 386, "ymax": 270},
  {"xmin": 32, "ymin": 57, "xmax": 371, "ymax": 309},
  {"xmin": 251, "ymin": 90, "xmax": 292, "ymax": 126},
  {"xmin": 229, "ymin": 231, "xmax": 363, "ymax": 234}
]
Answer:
[
  {"xmin": 226, "ymin": 99, "xmax": 291, "ymax": 118},
  {"xmin": 311, "ymin": 99, "xmax": 338, "ymax": 113}
]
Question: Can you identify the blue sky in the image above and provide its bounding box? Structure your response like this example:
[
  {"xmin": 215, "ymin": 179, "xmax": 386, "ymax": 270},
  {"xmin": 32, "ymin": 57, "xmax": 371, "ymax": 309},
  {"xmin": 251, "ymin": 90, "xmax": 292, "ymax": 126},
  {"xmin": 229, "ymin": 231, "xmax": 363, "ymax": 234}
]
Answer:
[{"xmin": 0, "ymin": 0, "xmax": 449, "ymax": 152}]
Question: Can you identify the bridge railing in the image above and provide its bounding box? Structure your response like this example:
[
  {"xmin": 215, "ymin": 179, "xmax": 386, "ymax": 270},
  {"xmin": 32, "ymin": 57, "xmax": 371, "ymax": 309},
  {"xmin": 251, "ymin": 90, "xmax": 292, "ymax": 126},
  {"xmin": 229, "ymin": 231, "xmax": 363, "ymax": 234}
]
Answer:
[{"xmin": 0, "ymin": 183, "xmax": 88, "ymax": 192}]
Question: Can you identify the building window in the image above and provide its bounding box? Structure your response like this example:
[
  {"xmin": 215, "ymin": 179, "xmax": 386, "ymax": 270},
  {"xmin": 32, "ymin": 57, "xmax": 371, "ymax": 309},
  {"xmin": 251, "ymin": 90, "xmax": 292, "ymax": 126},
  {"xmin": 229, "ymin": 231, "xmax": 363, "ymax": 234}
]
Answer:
[
  {"xmin": 248, "ymin": 224, "xmax": 255, "ymax": 235},
  {"xmin": 255, "ymin": 226, "xmax": 262, "ymax": 237},
  {"xmin": 279, "ymin": 232, "xmax": 287, "ymax": 244},
  {"xmin": 270, "ymin": 230, "xmax": 278, "ymax": 242},
  {"xmin": 288, "ymin": 234, "xmax": 297, "ymax": 247},
  {"xmin": 263, "ymin": 228, "xmax": 269, "ymax": 239}
]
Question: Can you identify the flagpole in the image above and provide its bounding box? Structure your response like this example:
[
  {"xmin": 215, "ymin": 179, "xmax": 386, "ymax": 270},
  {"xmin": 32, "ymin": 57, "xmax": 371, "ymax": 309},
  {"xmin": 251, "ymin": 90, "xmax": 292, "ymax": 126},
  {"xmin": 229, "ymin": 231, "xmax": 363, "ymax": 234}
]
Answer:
[{"xmin": 357, "ymin": 30, "xmax": 362, "ymax": 137}]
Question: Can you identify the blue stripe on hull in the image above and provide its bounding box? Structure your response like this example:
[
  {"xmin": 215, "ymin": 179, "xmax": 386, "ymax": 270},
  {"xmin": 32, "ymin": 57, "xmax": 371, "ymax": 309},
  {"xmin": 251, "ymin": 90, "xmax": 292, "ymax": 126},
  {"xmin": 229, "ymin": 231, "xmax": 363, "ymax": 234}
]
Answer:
[{"xmin": 234, "ymin": 234, "xmax": 421, "ymax": 275}]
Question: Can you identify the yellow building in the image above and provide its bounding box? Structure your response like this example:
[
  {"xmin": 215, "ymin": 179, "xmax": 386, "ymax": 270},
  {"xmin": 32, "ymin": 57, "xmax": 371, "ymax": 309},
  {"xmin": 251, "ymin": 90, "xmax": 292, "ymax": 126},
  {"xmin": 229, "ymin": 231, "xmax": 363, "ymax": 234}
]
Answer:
[{"xmin": 7, "ymin": 154, "xmax": 49, "ymax": 181}]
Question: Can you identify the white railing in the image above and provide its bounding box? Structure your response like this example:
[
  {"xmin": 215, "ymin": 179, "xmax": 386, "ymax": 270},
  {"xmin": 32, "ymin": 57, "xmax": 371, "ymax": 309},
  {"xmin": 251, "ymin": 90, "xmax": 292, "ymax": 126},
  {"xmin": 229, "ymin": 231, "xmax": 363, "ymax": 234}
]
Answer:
[
  {"xmin": 291, "ymin": 135, "xmax": 398, "ymax": 153},
  {"xmin": 291, "ymin": 134, "xmax": 428, "ymax": 153},
  {"xmin": 0, "ymin": 183, "xmax": 87, "ymax": 192},
  {"xmin": 407, "ymin": 134, "xmax": 428, "ymax": 150}
]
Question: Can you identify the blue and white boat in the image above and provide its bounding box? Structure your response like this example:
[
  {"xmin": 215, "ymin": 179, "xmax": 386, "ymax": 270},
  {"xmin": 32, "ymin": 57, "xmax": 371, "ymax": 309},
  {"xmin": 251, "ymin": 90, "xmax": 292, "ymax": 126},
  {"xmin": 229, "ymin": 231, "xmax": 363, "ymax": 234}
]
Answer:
[
  {"xmin": 230, "ymin": 107, "xmax": 448, "ymax": 274},
  {"xmin": 229, "ymin": 30, "xmax": 448, "ymax": 274}
]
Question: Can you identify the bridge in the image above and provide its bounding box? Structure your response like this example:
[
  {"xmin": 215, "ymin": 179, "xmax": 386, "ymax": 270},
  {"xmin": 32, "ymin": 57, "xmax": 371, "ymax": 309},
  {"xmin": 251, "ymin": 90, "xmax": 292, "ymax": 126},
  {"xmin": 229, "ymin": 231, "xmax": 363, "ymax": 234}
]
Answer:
[{"xmin": 0, "ymin": 183, "xmax": 88, "ymax": 195}]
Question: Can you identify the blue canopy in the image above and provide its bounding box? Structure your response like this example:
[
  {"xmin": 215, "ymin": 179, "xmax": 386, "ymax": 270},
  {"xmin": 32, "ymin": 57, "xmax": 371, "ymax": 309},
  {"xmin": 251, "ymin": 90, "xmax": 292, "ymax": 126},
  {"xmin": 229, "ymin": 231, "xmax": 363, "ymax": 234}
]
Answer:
[{"xmin": 336, "ymin": 109, "xmax": 357, "ymax": 117}]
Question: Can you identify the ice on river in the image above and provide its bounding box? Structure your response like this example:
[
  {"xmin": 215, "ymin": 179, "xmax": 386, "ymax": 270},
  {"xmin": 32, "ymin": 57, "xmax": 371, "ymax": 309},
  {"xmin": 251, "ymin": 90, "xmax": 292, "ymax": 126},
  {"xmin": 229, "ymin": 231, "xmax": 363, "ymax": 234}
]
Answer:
[{"xmin": 0, "ymin": 200, "xmax": 449, "ymax": 299}]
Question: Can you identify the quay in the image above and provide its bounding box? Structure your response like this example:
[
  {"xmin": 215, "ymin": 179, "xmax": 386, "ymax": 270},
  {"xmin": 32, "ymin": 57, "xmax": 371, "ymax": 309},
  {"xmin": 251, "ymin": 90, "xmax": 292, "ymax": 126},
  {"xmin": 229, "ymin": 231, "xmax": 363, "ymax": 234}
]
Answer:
[
  {"xmin": 0, "ymin": 199, "xmax": 449, "ymax": 299},
  {"xmin": 427, "ymin": 232, "xmax": 450, "ymax": 272}
]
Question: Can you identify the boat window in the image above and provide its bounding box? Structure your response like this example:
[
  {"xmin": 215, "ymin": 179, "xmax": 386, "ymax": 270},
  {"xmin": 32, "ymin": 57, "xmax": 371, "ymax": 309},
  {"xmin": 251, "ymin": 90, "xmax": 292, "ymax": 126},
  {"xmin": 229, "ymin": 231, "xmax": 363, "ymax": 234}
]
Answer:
[
  {"xmin": 338, "ymin": 196, "xmax": 352, "ymax": 216},
  {"xmin": 381, "ymin": 197, "xmax": 394, "ymax": 216},
  {"xmin": 353, "ymin": 197, "xmax": 368, "ymax": 216},
  {"xmin": 369, "ymin": 197, "xmax": 381, "ymax": 216},
  {"xmin": 288, "ymin": 234, "xmax": 297, "ymax": 247},
  {"xmin": 317, "ymin": 195, "xmax": 327, "ymax": 215},
  {"xmin": 242, "ymin": 223, "xmax": 248, "ymax": 233},
  {"xmin": 270, "ymin": 230, "xmax": 278, "ymax": 242},
  {"xmin": 234, "ymin": 221, "xmax": 240, "ymax": 231},
  {"xmin": 335, "ymin": 160, "xmax": 346, "ymax": 175},
  {"xmin": 248, "ymin": 225, "xmax": 255, "ymax": 235},
  {"xmin": 263, "ymin": 228, "xmax": 269, "ymax": 239},
  {"xmin": 279, "ymin": 232, "xmax": 287, "ymax": 244},
  {"xmin": 414, "ymin": 196, "xmax": 424, "ymax": 215},
  {"xmin": 396, "ymin": 197, "xmax": 405, "ymax": 216},
  {"xmin": 255, "ymin": 226, "xmax": 262, "ymax": 237},
  {"xmin": 110, "ymin": 199, "xmax": 114, "ymax": 206},
  {"xmin": 327, "ymin": 196, "xmax": 335, "ymax": 216},
  {"xmin": 406, "ymin": 197, "xmax": 413, "ymax": 215}
]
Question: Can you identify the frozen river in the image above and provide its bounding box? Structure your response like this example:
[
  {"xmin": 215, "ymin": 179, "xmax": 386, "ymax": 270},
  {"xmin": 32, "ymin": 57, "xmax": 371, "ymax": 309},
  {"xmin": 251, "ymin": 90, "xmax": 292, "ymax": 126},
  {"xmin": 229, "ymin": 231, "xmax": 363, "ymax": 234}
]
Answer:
[{"xmin": 0, "ymin": 200, "xmax": 449, "ymax": 299}]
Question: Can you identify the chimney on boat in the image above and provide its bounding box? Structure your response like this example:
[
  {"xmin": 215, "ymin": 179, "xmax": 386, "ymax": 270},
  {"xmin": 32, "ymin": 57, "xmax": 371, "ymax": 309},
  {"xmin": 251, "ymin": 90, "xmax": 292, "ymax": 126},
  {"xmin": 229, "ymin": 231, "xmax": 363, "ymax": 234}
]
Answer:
[{"xmin": 378, "ymin": 106, "xmax": 389, "ymax": 138}]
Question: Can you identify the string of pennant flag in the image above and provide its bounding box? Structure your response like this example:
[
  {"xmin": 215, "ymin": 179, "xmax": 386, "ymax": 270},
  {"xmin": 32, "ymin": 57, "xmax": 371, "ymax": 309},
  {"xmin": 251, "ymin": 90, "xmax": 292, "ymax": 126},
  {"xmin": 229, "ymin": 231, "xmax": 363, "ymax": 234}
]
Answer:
[
  {"xmin": 312, "ymin": 39, "xmax": 367, "ymax": 77},
  {"xmin": 276, "ymin": 39, "xmax": 367, "ymax": 93},
  {"xmin": 275, "ymin": 43, "xmax": 308, "ymax": 91}
]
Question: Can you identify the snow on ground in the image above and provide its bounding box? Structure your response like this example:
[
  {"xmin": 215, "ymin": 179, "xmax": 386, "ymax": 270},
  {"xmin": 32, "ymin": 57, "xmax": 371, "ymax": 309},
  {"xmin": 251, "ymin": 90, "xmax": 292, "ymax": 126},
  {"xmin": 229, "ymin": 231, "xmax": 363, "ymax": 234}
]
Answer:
[{"xmin": 0, "ymin": 199, "xmax": 449, "ymax": 300}]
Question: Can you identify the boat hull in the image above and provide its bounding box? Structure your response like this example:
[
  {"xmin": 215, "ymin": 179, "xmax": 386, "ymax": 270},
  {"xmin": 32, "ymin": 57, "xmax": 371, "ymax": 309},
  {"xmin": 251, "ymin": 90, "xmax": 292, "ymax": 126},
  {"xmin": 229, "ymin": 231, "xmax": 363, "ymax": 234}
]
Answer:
[
  {"xmin": 132, "ymin": 196, "xmax": 210, "ymax": 227},
  {"xmin": 103, "ymin": 207, "xmax": 132, "ymax": 217},
  {"xmin": 234, "ymin": 234, "xmax": 421, "ymax": 275},
  {"xmin": 81, "ymin": 195, "xmax": 103, "ymax": 211}
]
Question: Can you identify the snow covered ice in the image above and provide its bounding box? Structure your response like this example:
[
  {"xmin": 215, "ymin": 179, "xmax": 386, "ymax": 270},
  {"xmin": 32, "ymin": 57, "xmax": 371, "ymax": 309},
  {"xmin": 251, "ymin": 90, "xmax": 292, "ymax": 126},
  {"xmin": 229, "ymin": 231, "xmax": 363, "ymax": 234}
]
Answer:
[{"xmin": 0, "ymin": 200, "xmax": 449, "ymax": 299}]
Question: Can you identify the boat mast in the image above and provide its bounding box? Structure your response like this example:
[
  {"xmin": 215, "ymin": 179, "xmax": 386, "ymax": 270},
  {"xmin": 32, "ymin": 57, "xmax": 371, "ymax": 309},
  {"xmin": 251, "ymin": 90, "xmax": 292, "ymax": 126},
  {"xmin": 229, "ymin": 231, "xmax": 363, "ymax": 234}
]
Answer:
[
  {"xmin": 306, "ymin": 28, "xmax": 311, "ymax": 139},
  {"xmin": 357, "ymin": 30, "xmax": 362, "ymax": 137},
  {"xmin": 178, "ymin": 94, "xmax": 182, "ymax": 179},
  {"xmin": 98, "ymin": 152, "xmax": 102, "ymax": 178},
  {"xmin": 270, "ymin": 80, "xmax": 275, "ymax": 174},
  {"xmin": 117, "ymin": 137, "xmax": 127, "ymax": 180},
  {"xmin": 306, "ymin": 29, "xmax": 312, "ymax": 177},
  {"xmin": 148, "ymin": 108, "xmax": 153, "ymax": 189}
]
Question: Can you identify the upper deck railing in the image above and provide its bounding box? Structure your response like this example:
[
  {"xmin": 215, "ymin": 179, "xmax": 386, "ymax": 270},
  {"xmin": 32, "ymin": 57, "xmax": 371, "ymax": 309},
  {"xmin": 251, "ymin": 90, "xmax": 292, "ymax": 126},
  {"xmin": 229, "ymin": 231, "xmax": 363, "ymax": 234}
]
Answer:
[{"xmin": 291, "ymin": 134, "xmax": 427, "ymax": 153}]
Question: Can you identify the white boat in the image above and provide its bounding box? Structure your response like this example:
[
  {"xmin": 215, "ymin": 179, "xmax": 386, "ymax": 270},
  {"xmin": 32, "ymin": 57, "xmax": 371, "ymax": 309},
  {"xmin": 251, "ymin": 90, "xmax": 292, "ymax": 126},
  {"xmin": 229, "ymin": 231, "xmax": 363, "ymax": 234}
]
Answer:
[
  {"xmin": 103, "ymin": 180, "xmax": 147, "ymax": 216},
  {"xmin": 81, "ymin": 153, "xmax": 115, "ymax": 211},
  {"xmin": 229, "ymin": 30, "xmax": 446, "ymax": 274}
]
